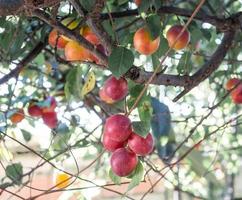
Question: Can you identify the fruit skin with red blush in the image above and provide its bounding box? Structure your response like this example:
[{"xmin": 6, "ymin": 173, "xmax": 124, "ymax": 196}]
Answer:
[
  {"xmin": 225, "ymin": 78, "xmax": 240, "ymax": 90},
  {"xmin": 231, "ymin": 84, "xmax": 242, "ymax": 104},
  {"xmin": 48, "ymin": 29, "xmax": 68, "ymax": 49},
  {"xmin": 42, "ymin": 112, "xmax": 58, "ymax": 128},
  {"xmin": 128, "ymin": 132, "xmax": 154, "ymax": 156},
  {"xmin": 133, "ymin": 27, "xmax": 160, "ymax": 55},
  {"xmin": 84, "ymin": 32, "xmax": 100, "ymax": 46},
  {"xmin": 103, "ymin": 76, "xmax": 128, "ymax": 101},
  {"xmin": 102, "ymin": 132, "xmax": 126, "ymax": 152},
  {"xmin": 110, "ymin": 148, "xmax": 138, "ymax": 177},
  {"xmin": 166, "ymin": 25, "xmax": 190, "ymax": 50},
  {"xmin": 64, "ymin": 41, "xmax": 90, "ymax": 61},
  {"xmin": 99, "ymin": 88, "xmax": 115, "ymax": 104},
  {"xmin": 88, "ymin": 44, "xmax": 106, "ymax": 65},
  {"xmin": 103, "ymin": 114, "xmax": 132, "ymax": 142},
  {"xmin": 28, "ymin": 103, "xmax": 42, "ymax": 117}
]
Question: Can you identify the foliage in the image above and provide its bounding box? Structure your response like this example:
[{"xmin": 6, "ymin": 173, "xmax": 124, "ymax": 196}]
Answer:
[{"xmin": 0, "ymin": 0, "xmax": 241, "ymax": 199}]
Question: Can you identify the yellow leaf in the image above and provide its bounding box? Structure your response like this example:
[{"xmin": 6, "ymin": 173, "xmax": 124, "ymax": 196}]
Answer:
[
  {"xmin": 61, "ymin": 17, "xmax": 79, "ymax": 30},
  {"xmin": 81, "ymin": 71, "xmax": 96, "ymax": 97},
  {"xmin": 61, "ymin": 17, "xmax": 80, "ymax": 42},
  {"xmin": 0, "ymin": 144, "xmax": 13, "ymax": 162},
  {"xmin": 45, "ymin": 62, "xmax": 53, "ymax": 74}
]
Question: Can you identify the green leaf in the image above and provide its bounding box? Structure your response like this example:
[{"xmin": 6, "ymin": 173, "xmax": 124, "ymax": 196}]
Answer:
[
  {"xmin": 138, "ymin": 0, "xmax": 150, "ymax": 13},
  {"xmin": 127, "ymin": 161, "xmax": 144, "ymax": 192},
  {"xmin": 190, "ymin": 28, "xmax": 203, "ymax": 47},
  {"xmin": 156, "ymin": 36, "xmax": 169, "ymax": 56},
  {"xmin": 52, "ymin": 133, "xmax": 71, "ymax": 151},
  {"xmin": 6, "ymin": 163, "xmax": 23, "ymax": 185},
  {"xmin": 177, "ymin": 51, "xmax": 192, "ymax": 75},
  {"xmin": 0, "ymin": 23, "xmax": 14, "ymax": 51},
  {"xmin": 129, "ymin": 84, "xmax": 144, "ymax": 97},
  {"xmin": 151, "ymin": 36, "xmax": 169, "ymax": 68},
  {"xmin": 138, "ymin": 96, "xmax": 153, "ymax": 121},
  {"xmin": 127, "ymin": 83, "xmax": 149, "ymax": 109},
  {"xmin": 118, "ymin": 0, "xmax": 129, "ymax": 5},
  {"xmin": 79, "ymin": 0, "xmax": 95, "ymax": 11},
  {"xmin": 64, "ymin": 82, "xmax": 71, "ymax": 101},
  {"xmin": 21, "ymin": 129, "xmax": 31, "ymax": 142},
  {"xmin": 200, "ymin": 29, "xmax": 212, "ymax": 42},
  {"xmin": 146, "ymin": 14, "xmax": 161, "ymax": 40},
  {"xmin": 118, "ymin": 28, "xmax": 134, "ymax": 46},
  {"xmin": 132, "ymin": 121, "xmax": 150, "ymax": 138},
  {"xmin": 108, "ymin": 47, "xmax": 134, "ymax": 78},
  {"xmin": 9, "ymin": 29, "xmax": 25, "ymax": 60},
  {"xmin": 34, "ymin": 54, "xmax": 45, "ymax": 66},
  {"xmin": 102, "ymin": 21, "xmax": 115, "ymax": 40},
  {"xmin": 64, "ymin": 67, "xmax": 82, "ymax": 100},
  {"xmin": 153, "ymin": 0, "xmax": 162, "ymax": 10},
  {"xmin": 109, "ymin": 168, "xmax": 121, "ymax": 185}
]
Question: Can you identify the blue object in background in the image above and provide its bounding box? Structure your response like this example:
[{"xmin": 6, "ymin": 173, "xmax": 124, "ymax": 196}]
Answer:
[{"xmin": 151, "ymin": 97, "xmax": 175, "ymax": 162}]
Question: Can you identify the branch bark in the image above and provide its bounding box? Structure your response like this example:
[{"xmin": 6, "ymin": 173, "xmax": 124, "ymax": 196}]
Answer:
[
  {"xmin": 0, "ymin": 2, "xmax": 240, "ymax": 101},
  {"xmin": 0, "ymin": 0, "xmax": 60, "ymax": 16},
  {"xmin": 173, "ymin": 30, "xmax": 236, "ymax": 102},
  {"xmin": 0, "ymin": 40, "xmax": 47, "ymax": 85},
  {"xmin": 32, "ymin": 9, "xmax": 108, "ymax": 65},
  {"xmin": 101, "ymin": 7, "xmax": 241, "ymax": 32},
  {"xmin": 125, "ymin": 67, "xmax": 189, "ymax": 87},
  {"xmin": 69, "ymin": 0, "xmax": 113, "ymax": 54},
  {"xmin": 86, "ymin": 0, "xmax": 113, "ymax": 54}
]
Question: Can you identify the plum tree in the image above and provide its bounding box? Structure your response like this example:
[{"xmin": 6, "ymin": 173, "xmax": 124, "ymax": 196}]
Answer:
[{"xmin": 0, "ymin": 1, "xmax": 242, "ymax": 199}]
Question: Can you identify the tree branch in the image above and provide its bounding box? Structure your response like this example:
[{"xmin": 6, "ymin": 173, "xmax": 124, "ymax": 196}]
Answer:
[
  {"xmin": 2, "ymin": 3, "xmax": 238, "ymax": 101},
  {"xmin": 68, "ymin": 0, "xmax": 85, "ymax": 17},
  {"xmin": 101, "ymin": 7, "xmax": 241, "ymax": 32},
  {"xmin": 86, "ymin": 0, "xmax": 113, "ymax": 54},
  {"xmin": 68, "ymin": 0, "xmax": 113, "ymax": 54},
  {"xmin": 32, "ymin": 9, "xmax": 108, "ymax": 65},
  {"xmin": 173, "ymin": 30, "xmax": 236, "ymax": 102},
  {"xmin": 0, "ymin": 0, "xmax": 60, "ymax": 16},
  {"xmin": 125, "ymin": 67, "xmax": 189, "ymax": 87},
  {"xmin": 0, "ymin": 40, "xmax": 47, "ymax": 85},
  {"xmin": 31, "ymin": 8, "xmax": 237, "ymax": 101}
]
